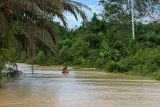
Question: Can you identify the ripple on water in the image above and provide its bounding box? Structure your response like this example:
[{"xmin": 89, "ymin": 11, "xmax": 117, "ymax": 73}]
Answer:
[{"xmin": 1, "ymin": 64, "xmax": 160, "ymax": 107}]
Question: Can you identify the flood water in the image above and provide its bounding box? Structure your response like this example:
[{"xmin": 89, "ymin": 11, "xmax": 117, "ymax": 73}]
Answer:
[{"xmin": 0, "ymin": 64, "xmax": 160, "ymax": 107}]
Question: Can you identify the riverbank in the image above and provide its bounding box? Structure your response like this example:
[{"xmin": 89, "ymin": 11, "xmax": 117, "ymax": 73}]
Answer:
[
  {"xmin": 0, "ymin": 63, "xmax": 156, "ymax": 89},
  {"xmin": 75, "ymin": 67, "xmax": 160, "ymax": 81},
  {"xmin": 0, "ymin": 79, "xmax": 5, "ymax": 88},
  {"xmin": 30, "ymin": 64, "xmax": 152, "ymax": 81}
]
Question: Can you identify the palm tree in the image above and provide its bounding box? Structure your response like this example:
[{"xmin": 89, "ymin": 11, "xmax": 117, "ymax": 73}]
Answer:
[{"xmin": 0, "ymin": 0, "xmax": 90, "ymax": 72}]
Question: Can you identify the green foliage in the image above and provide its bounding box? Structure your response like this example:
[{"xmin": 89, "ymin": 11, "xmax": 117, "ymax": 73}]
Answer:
[
  {"xmin": 100, "ymin": 0, "xmax": 160, "ymax": 23},
  {"xmin": 33, "ymin": 50, "xmax": 58, "ymax": 65},
  {"xmin": 0, "ymin": 71, "xmax": 2, "ymax": 79},
  {"xmin": 136, "ymin": 24, "xmax": 160, "ymax": 47},
  {"xmin": 0, "ymin": 26, "xmax": 15, "ymax": 77},
  {"xmin": 45, "ymin": 52, "xmax": 57, "ymax": 65},
  {"xmin": 105, "ymin": 60, "xmax": 128, "ymax": 73},
  {"xmin": 7, "ymin": 13, "xmax": 160, "ymax": 81},
  {"xmin": 0, "ymin": 0, "xmax": 89, "ymax": 81},
  {"xmin": 1, "ymin": 3, "xmax": 160, "ymax": 81},
  {"xmin": 153, "ymin": 70, "xmax": 160, "ymax": 80},
  {"xmin": 104, "ymin": 47, "xmax": 160, "ymax": 79},
  {"xmin": 115, "ymin": 48, "xmax": 160, "ymax": 77},
  {"xmin": 35, "ymin": 50, "xmax": 46, "ymax": 65},
  {"xmin": 0, "ymin": 79, "xmax": 5, "ymax": 88}
]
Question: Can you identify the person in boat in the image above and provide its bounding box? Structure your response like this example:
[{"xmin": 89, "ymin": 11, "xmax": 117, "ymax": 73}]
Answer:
[{"xmin": 62, "ymin": 66, "xmax": 69, "ymax": 73}]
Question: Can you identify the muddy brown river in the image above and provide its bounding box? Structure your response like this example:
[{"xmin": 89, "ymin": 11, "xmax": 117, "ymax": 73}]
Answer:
[{"xmin": 0, "ymin": 64, "xmax": 160, "ymax": 107}]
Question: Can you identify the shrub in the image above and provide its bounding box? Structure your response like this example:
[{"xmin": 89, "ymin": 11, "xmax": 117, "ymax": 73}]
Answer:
[
  {"xmin": 35, "ymin": 50, "xmax": 46, "ymax": 65},
  {"xmin": 148, "ymin": 64, "xmax": 159, "ymax": 74},
  {"xmin": 153, "ymin": 70, "xmax": 160, "ymax": 80},
  {"xmin": 122, "ymin": 55, "xmax": 144, "ymax": 70},
  {"xmin": 129, "ymin": 64, "xmax": 149, "ymax": 76},
  {"xmin": 105, "ymin": 61, "xmax": 128, "ymax": 73},
  {"xmin": 105, "ymin": 61, "xmax": 119, "ymax": 72}
]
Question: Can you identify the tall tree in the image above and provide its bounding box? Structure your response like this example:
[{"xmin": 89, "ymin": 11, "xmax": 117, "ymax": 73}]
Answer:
[
  {"xmin": 0, "ymin": 0, "xmax": 90, "ymax": 72},
  {"xmin": 100, "ymin": 0, "xmax": 160, "ymax": 23}
]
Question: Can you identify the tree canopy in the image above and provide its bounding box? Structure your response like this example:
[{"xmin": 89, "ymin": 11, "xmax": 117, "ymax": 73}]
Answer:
[
  {"xmin": 0, "ymin": 0, "xmax": 90, "ymax": 74},
  {"xmin": 100, "ymin": 0, "xmax": 160, "ymax": 23}
]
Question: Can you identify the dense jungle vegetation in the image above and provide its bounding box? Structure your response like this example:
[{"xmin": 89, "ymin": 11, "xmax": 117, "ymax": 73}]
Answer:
[
  {"xmin": 37, "ymin": 20, "xmax": 160, "ymax": 79},
  {"xmin": 13, "ymin": 15, "xmax": 160, "ymax": 80},
  {"xmin": 0, "ymin": 0, "xmax": 160, "ymax": 87}
]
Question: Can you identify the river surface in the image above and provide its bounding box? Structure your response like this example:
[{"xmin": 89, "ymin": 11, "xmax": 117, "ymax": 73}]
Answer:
[{"xmin": 0, "ymin": 64, "xmax": 160, "ymax": 107}]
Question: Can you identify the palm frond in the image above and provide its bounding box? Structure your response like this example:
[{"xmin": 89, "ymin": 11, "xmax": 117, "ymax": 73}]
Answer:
[
  {"xmin": 0, "ymin": 0, "xmax": 89, "ymax": 56},
  {"xmin": 16, "ymin": 22, "xmax": 58, "ymax": 55},
  {"xmin": 62, "ymin": 0, "xmax": 90, "ymax": 22}
]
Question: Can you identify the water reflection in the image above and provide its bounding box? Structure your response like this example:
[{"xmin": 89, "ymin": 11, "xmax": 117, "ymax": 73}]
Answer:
[{"xmin": 0, "ymin": 64, "xmax": 160, "ymax": 107}]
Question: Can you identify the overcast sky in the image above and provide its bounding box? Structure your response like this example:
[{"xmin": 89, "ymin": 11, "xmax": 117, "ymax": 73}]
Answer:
[{"xmin": 54, "ymin": 0, "xmax": 102, "ymax": 29}]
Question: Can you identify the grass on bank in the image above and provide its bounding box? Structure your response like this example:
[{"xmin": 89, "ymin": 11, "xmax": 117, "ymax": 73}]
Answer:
[
  {"xmin": 30, "ymin": 64, "xmax": 152, "ymax": 80},
  {"xmin": 0, "ymin": 79, "xmax": 5, "ymax": 88}
]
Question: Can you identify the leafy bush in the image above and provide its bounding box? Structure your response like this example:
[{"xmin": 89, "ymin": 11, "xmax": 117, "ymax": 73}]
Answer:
[
  {"xmin": 45, "ymin": 53, "xmax": 58, "ymax": 65},
  {"xmin": 154, "ymin": 70, "xmax": 160, "ymax": 80},
  {"xmin": 35, "ymin": 50, "xmax": 46, "ymax": 65},
  {"xmin": 6, "ymin": 15, "xmax": 160, "ymax": 80},
  {"xmin": 105, "ymin": 61, "xmax": 128, "ymax": 73},
  {"xmin": 137, "ymin": 31, "xmax": 160, "ymax": 47}
]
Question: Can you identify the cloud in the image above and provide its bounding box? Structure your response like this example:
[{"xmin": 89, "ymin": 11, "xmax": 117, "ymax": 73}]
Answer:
[{"xmin": 54, "ymin": 0, "xmax": 102, "ymax": 29}]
